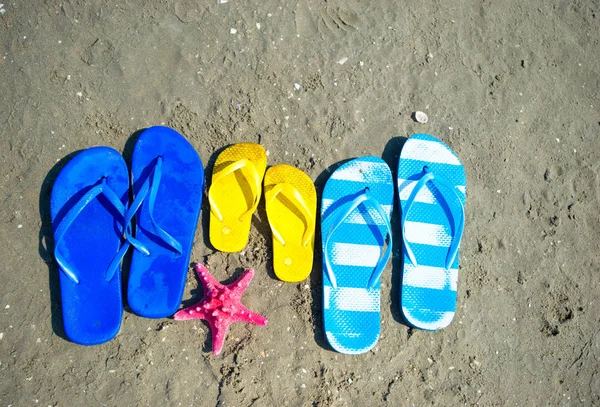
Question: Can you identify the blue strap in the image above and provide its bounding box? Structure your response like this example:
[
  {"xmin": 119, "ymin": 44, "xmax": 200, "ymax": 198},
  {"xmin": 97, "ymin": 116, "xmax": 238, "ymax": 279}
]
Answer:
[
  {"xmin": 55, "ymin": 157, "xmax": 183, "ymax": 284},
  {"xmin": 324, "ymin": 188, "xmax": 392, "ymax": 290},
  {"xmin": 54, "ymin": 178, "xmax": 130, "ymax": 284},
  {"xmin": 401, "ymin": 166, "xmax": 465, "ymax": 270},
  {"xmin": 129, "ymin": 157, "xmax": 183, "ymax": 256}
]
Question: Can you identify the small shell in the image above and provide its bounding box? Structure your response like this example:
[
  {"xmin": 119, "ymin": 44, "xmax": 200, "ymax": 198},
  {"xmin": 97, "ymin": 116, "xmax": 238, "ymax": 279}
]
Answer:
[{"xmin": 413, "ymin": 111, "xmax": 428, "ymax": 124}]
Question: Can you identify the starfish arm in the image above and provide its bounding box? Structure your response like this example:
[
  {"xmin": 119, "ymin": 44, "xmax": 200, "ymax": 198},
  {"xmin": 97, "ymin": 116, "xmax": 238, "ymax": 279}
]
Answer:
[
  {"xmin": 173, "ymin": 302, "xmax": 210, "ymax": 321},
  {"xmin": 232, "ymin": 305, "xmax": 268, "ymax": 326},
  {"xmin": 195, "ymin": 263, "xmax": 224, "ymax": 291},
  {"xmin": 229, "ymin": 268, "xmax": 256, "ymax": 297},
  {"xmin": 210, "ymin": 318, "xmax": 231, "ymax": 355}
]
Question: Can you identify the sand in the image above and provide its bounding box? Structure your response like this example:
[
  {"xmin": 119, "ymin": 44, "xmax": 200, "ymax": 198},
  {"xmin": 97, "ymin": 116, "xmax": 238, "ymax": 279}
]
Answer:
[{"xmin": 1, "ymin": 0, "xmax": 599, "ymax": 405}]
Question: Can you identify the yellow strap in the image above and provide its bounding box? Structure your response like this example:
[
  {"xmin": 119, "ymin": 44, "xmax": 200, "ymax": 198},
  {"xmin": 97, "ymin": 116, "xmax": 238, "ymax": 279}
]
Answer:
[
  {"xmin": 208, "ymin": 158, "xmax": 261, "ymax": 222},
  {"xmin": 265, "ymin": 182, "xmax": 314, "ymax": 247}
]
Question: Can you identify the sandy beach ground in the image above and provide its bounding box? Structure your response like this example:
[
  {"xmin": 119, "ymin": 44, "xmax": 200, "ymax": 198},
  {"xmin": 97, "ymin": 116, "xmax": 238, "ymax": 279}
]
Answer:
[{"xmin": 1, "ymin": 0, "xmax": 599, "ymax": 406}]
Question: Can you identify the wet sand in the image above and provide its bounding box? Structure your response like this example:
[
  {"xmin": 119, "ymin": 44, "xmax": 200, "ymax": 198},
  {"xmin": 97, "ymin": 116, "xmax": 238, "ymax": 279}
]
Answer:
[{"xmin": 1, "ymin": 1, "xmax": 599, "ymax": 405}]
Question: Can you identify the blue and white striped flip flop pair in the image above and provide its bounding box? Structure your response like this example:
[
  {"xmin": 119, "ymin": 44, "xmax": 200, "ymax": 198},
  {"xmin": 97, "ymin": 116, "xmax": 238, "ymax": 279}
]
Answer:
[{"xmin": 322, "ymin": 134, "xmax": 466, "ymax": 354}]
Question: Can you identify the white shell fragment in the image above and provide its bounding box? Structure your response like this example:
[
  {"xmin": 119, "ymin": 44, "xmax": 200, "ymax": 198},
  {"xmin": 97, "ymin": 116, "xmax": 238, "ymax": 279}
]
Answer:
[
  {"xmin": 338, "ymin": 57, "xmax": 348, "ymax": 65},
  {"xmin": 414, "ymin": 111, "xmax": 428, "ymax": 124},
  {"xmin": 230, "ymin": 28, "xmax": 237, "ymax": 34}
]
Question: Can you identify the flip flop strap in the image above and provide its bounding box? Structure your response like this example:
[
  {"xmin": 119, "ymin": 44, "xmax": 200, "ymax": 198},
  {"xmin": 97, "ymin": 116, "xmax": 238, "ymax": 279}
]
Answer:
[
  {"xmin": 127, "ymin": 156, "xmax": 183, "ymax": 256},
  {"xmin": 324, "ymin": 188, "xmax": 392, "ymax": 290},
  {"xmin": 53, "ymin": 178, "xmax": 130, "ymax": 284},
  {"xmin": 208, "ymin": 158, "xmax": 261, "ymax": 222},
  {"xmin": 401, "ymin": 166, "xmax": 465, "ymax": 270},
  {"xmin": 265, "ymin": 182, "xmax": 314, "ymax": 247}
]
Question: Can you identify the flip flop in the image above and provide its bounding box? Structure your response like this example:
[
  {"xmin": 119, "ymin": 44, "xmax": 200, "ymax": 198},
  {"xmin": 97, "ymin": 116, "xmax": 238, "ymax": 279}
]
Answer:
[
  {"xmin": 127, "ymin": 126, "xmax": 204, "ymax": 318},
  {"xmin": 321, "ymin": 157, "xmax": 394, "ymax": 354},
  {"xmin": 397, "ymin": 134, "xmax": 466, "ymax": 330},
  {"xmin": 51, "ymin": 147, "xmax": 129, "ymax": 345},
  {"xmin": 264, "ymin": 164, "xmax": 316, "ymax": 282},
  {"xmin": 208, "ymin": 143, "xmax": 267, "ymax": 252}
]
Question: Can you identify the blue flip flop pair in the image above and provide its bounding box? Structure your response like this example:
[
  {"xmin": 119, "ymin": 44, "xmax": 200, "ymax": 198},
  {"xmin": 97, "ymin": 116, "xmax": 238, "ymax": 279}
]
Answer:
[
  {"xmin": 322, "ymin": 134, "xmax": 466, "ymax": 354},
  {"xmin": 51, "ymin": 126, "xmax": 203, "ymax": 345}
]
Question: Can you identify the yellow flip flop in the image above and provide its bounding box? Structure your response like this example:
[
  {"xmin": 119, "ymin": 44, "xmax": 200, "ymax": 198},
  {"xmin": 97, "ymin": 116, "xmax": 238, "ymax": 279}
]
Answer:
[
  {"xmin": 208, "ymin": 143, "xmax": 267, "ymax": 252},
  {"xmin": 264, "ymin": 164, "xmax": 317, "ymax": 282}
]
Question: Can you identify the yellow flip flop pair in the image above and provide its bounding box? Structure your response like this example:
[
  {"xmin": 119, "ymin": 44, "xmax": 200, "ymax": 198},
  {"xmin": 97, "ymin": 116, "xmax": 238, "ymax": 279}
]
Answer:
[{"xmin": 208, "ymin": 143, "xmax": 316, "ymax": 282}]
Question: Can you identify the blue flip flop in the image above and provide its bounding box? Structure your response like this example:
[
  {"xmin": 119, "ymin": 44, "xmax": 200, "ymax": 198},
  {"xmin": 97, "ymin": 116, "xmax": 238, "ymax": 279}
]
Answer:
[
  {"xmin": 127, "ymin": 126, "xmax": 204, "ymax": 318},
  {"xmin": 321, "ymin": 157, "xmax": 394, "ymax": 354},
  {"xmin": 397, "ymin": 134, "xmax": 466, "ymax": 330},
  {"xmin": 51, "ymin": 147, "xmax": 130, "ymax": 345}
]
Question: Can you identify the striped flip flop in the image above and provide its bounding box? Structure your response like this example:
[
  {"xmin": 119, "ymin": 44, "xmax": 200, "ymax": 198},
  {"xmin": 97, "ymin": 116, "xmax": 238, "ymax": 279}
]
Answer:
[
  {"xmin": 321, "ymin": 157, "xmax": 394, "ymax": 354},
  {"xmin": 397, "ymin": 134, "xmax": 466, "ymax": 330}
]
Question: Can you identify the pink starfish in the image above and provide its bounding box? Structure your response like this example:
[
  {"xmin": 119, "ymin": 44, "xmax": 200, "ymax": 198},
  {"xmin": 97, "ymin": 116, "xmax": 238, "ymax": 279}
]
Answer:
[{"xmin": 173, "ymin": 263, "xmax": 268, "ymax": 355}]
